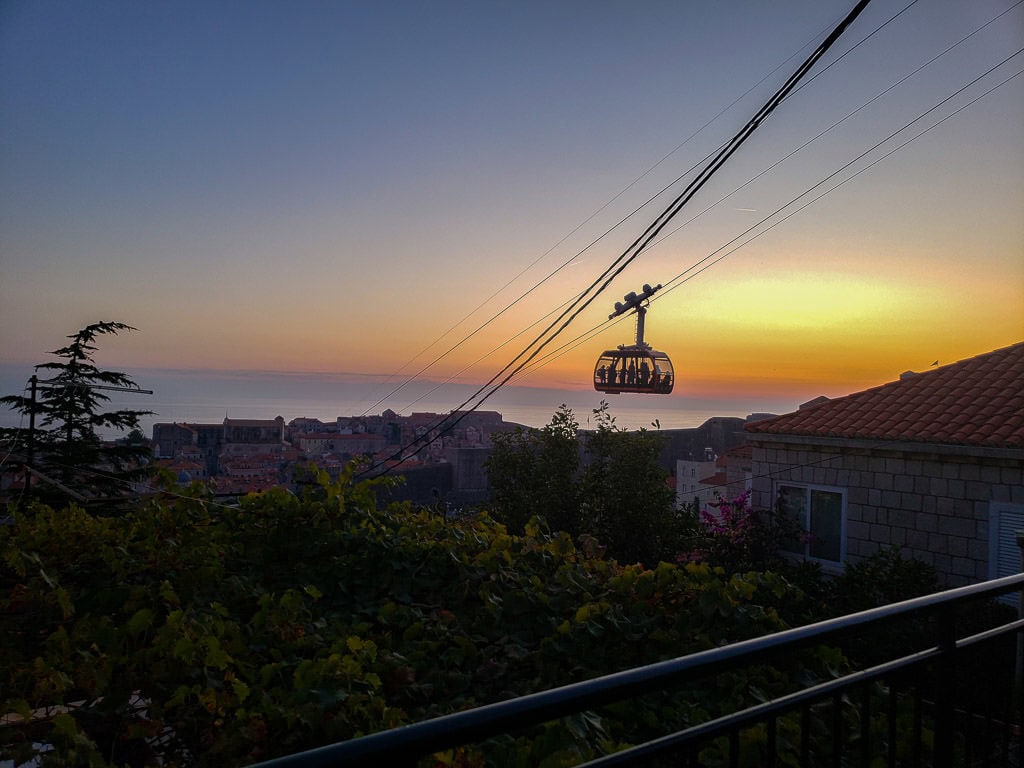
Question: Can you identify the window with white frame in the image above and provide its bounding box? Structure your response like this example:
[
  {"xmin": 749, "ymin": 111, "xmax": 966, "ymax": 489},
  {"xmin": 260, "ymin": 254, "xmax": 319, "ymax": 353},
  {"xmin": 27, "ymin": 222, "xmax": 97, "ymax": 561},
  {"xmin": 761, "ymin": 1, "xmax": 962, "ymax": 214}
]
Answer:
[{"xmin": 776, "ymin": 483, "xmax": 845, "ymax": 565}]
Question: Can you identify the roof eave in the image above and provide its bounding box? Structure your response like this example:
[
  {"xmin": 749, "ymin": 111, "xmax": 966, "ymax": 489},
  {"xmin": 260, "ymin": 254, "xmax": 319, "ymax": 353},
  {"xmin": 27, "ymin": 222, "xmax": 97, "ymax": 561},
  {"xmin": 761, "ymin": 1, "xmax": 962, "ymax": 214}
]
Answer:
[{"xmin": 746, "ymin": 432, "xmax": 1024, "ymax": 461}]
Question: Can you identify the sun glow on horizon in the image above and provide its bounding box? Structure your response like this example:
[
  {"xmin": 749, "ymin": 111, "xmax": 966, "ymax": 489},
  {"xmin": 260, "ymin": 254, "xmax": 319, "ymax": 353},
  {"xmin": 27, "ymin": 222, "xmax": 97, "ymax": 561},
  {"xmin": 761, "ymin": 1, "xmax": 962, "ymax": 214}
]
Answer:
[{"xmin": 1, "ymin": 2, "xmax": 1020, "ymax": 414}]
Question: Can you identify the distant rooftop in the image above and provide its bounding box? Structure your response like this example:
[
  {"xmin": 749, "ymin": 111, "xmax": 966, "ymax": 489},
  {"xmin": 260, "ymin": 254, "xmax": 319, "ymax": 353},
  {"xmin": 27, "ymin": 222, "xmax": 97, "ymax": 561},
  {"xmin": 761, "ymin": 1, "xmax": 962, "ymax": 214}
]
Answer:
[
  {"xmin": 224, "ymin": 417, "xmax": 284, "ymax": 426},
  {"xmin": 746, "ymin": 342, "xmax": 1024, "ymax": 448}
]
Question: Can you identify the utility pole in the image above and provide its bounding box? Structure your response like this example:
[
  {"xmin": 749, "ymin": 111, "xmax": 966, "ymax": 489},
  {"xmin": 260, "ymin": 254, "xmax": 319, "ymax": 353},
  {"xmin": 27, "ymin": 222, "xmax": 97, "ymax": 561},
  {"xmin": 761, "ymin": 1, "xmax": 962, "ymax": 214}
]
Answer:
[{"xmin": 24, "ymin": 375, "xmax": 37, "ymax": 497}]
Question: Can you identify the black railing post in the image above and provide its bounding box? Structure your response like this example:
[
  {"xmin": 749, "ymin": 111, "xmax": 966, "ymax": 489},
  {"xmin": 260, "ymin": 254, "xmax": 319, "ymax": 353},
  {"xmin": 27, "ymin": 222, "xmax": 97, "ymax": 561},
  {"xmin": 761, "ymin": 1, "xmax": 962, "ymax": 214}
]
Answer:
[
  {"xmin": 912, "ymin": 685, "xmax": 922, "ymax": 768},
  {"xmin": 1017, "ymin": 531, "xmax": 1024, "ymax": 761},
  {"xmin": 1016, "ymin": 531, "xmax": 1024, "ymax": 682},
  {"xmin": 886, "ymin": 680, "xmax": 897, "ymax": 767},
  {"xmin": 933, "ymin": 606, "xmax": 957, "ymax": 768},
  {"xmin": 860, "ymin": 684, "xmax": 870, "ymax": 768},
  {"xmin": 800, "ymin": 704, "xmax": 811, "ymax": 765},
  {"xmin": 832, "ymin": 692, "xmax": 842, "ymax": 768}
]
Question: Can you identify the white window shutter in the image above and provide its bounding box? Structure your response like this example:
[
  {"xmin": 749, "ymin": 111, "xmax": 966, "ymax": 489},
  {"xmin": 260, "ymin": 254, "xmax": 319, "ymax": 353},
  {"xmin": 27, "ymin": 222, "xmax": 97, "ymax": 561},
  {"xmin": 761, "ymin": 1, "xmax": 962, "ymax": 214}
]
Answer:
[{"xmin": 990, "ymin": 502, "xmax": 1024, "ymax": 605}]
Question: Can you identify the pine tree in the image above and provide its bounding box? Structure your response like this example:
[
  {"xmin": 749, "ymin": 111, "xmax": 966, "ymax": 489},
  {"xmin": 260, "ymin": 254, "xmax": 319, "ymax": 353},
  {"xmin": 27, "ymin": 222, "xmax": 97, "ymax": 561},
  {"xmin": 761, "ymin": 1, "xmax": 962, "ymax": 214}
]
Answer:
[{"xmin": 0, "ymin": 322, "xmax": 153, "ymax": 503}]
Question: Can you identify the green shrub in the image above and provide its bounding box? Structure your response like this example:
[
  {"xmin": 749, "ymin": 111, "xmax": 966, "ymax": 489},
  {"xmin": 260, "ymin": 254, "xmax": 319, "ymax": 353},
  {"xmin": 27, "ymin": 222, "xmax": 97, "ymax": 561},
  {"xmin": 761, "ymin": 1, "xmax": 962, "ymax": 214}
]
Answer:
[{"xmin": 1, "ymin": 467, "xmax": 829, "ymax": 767}]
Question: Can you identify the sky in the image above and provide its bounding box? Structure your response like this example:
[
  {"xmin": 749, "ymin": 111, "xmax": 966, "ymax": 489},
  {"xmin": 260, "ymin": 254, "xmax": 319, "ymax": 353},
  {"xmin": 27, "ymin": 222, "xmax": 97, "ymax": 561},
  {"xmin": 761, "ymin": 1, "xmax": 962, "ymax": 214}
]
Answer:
[{"xmin": 1, "ymin": 0, "xmax": 1022, "ymax": 425}]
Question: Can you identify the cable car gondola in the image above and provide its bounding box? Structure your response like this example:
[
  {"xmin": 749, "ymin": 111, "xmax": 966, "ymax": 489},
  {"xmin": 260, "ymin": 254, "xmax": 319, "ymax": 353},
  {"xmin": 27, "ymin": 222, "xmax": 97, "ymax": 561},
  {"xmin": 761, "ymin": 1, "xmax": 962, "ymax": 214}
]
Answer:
[{"xmin": 594, "ymin": 283, "xmax": 674, "ymax": 395}]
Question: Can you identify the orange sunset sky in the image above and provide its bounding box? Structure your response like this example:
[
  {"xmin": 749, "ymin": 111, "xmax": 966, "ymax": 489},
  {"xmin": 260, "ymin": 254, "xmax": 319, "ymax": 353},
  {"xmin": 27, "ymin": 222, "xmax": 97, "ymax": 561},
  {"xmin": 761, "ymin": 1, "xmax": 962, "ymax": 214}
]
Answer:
[{"xmin": 1, "ymin": 0, "xmax": 1021, "ymax": 422}]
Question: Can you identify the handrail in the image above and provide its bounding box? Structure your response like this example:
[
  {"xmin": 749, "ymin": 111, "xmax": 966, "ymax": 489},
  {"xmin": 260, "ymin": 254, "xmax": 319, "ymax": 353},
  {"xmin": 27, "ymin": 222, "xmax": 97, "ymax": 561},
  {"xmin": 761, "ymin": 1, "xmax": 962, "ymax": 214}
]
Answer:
[
  {"xmin": 248, "ymin": 573, "xmax": 1024, "ymax": 767},
  {"xmin": 581, "ymin": 615, "xmax": 1024, "ymax": 767}
]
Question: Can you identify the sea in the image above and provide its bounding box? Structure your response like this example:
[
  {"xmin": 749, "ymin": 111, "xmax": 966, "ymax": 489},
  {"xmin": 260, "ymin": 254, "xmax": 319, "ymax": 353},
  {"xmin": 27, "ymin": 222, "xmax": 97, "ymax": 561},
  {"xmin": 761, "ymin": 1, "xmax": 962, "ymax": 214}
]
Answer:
[{"xmin": 0, "ymin": 365, "xmax": 797, "ymax": 438}]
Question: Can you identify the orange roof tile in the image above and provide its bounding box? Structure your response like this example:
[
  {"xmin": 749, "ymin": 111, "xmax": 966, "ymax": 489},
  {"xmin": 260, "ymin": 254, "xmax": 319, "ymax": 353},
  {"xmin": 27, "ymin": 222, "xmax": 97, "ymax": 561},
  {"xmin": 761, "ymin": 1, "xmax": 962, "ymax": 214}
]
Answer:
[
  {"xmin": 746, "ymin": 342, "xmax": 1024, "ymax": 448},
  {"xmin": 724, "ymin": 444, "xmax": 753, "ymax": 459},
  {"xmin": 156, "ymin": 458, "xmax": 203, "ymax": 471}
]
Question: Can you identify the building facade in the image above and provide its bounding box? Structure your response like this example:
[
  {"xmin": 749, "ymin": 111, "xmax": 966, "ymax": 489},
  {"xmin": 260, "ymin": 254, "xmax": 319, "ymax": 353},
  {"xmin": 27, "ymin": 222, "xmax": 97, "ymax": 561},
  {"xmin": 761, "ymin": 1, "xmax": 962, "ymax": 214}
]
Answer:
[{"xmin": 746, "ymin": 343, "xmax": 1024, "ymax": 586}]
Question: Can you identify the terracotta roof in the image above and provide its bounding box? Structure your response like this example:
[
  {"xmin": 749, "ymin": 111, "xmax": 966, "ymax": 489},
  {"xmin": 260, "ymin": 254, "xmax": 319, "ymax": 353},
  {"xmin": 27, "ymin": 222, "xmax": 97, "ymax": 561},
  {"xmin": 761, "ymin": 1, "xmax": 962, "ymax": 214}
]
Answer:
[
  {"xmin": 157, "ymin": 459, "xmax": 203, "ymax": 471},
  {"xmin": 724, "ymin": 444, "xmax": 753, "ymax": 459},
  {"xmin": 745, "ymin": 342, "xmax": 1024, "ymax": 448}
]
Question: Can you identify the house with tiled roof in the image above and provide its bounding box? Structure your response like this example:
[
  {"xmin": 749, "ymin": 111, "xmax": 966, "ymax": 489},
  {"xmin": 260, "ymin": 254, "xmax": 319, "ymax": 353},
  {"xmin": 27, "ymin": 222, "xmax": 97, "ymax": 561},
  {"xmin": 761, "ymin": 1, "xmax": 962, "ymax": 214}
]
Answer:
[
  {"xmin": 745, "ymin": 342, "xmax": 1024, "ymax": 586},
  {"xmin": 155, "ymin": 458, "xmax": 206, "ymax": 485},
  {"xmin": 676, "ymin": 456, "xmax": 717, "ymax": 508}
]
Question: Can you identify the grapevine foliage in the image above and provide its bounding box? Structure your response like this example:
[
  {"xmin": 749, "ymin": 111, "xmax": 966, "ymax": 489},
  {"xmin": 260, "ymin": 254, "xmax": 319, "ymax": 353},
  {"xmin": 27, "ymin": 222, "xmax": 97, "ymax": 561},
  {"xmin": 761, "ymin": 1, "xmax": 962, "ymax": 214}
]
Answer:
[{"xmin": 2, "ymin": 466, "xmax": 830, "ymax": 767}]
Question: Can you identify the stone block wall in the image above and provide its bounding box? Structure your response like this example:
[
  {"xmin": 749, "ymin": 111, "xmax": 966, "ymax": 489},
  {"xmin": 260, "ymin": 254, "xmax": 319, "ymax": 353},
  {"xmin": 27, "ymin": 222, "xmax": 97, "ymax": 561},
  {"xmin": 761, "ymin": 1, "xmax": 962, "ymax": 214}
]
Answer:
[{"xmin": 749, "ymin": 440, "xmax": 1024, "ymax": 587}]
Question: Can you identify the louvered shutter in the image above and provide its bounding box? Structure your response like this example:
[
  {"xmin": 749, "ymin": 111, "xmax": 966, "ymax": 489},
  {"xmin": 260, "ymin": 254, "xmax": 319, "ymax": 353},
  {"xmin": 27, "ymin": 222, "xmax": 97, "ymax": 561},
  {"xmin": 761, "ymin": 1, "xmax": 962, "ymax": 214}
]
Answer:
[{"xmin": 989, "ymin": 502, "xmax": 1024, "ymax": 606}]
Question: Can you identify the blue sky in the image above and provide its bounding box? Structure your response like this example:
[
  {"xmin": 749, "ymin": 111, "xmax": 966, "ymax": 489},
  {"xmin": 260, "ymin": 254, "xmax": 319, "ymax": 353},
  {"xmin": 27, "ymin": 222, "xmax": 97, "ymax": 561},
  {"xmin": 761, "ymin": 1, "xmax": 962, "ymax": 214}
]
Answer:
[{"xmin": 1, "ymin": 0, "xmax": 1021, "ymax": 419}]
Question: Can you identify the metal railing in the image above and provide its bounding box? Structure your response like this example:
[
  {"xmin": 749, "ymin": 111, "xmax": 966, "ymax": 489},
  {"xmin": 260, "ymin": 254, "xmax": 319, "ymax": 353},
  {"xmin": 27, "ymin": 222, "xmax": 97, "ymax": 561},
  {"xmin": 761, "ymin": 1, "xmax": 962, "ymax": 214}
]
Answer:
[{"xmin": 250, "ymin": 573, "xmax": 1024, "ymax": 768}]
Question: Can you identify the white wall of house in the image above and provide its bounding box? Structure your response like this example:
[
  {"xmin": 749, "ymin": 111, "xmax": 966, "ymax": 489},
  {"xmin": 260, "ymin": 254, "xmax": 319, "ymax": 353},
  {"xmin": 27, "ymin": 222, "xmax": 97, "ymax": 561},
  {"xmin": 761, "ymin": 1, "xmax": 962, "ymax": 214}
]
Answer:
[{"xmin": 676, "ymin": 459, "xmax": 716, "ymax": 508}]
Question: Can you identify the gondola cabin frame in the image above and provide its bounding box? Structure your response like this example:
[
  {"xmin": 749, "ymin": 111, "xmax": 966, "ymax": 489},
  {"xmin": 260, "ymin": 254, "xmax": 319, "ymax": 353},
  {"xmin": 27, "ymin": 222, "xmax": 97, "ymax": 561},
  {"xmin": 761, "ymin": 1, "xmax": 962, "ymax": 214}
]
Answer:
[
  {"xmin": 593, "ymin": 346, "xmax": 674, "ymax": 395},
  {"xmin": 593, "ymin": 283, "xmax": 675, "ymax": 395}
]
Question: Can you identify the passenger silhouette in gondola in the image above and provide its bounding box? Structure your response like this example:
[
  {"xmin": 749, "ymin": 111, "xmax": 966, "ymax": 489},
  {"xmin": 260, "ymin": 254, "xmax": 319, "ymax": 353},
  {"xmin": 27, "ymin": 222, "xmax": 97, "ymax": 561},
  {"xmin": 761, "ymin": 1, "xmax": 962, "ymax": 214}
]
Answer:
[{"xmin": 592, "ymin": 283, "xmax": 673, "ymax": 395}]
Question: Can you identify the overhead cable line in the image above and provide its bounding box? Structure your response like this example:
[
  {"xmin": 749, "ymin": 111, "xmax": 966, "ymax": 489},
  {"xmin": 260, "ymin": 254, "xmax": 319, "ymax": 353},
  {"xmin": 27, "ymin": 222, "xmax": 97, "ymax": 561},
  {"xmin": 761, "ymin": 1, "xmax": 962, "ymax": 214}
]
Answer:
[
  {"xmin": 512, "ymin": 316, "xmax": 626, "ymax": 383},
  {"xmin": 642, "ymin": 0, "xmax": 1024, "ymax": 260},
  {"xmin": 375, "ymin": 0, "xmax": 936, "ymax": 421},
  {"xmin": 783, "ymin": 0, "xmax": 921, "ymax": 104},
  {"xmin": 523, "ymin": 36, "xmax": 1024, "ymax": 364},
  {"xmin": 511, "ymin": 55, "xmax": 1024, "ymax": 384},
  {"xmin": 355, "ymin": 0, "xmax": 874, "ymax": 479},
  {"xmin": 394, "ymin": 295, "xmax": 583, "ymax": 413},
  {"xmin": 398, "ymin": 0, "xmax": 1024, "ymax": 399},
  {"xmin": 5, "ymin": 453, "xmax": 249, "ymax": 514},
  {"xmin": 389, "ymin": 0, "xmax": 972, "ymax": 415},
  {"xmin": 652, "ymin": 50, "xmax": 1024, "ymax": 302},
  {"xmin": 378, "ymin": 0, "xmax": 958, "ymax": 421},
  {"xmin": 357, "ymin": 9, "xmax": 861, "ymax": 419},
  {"xmin": 25, "ymin": 400, "xmax": 1022, "ymax": 519},
  {"xmin": 363, "ymin": 141, "xmax": 735, "ymax": 417},
  {"xmin": 376, "ymin": 139, "xmax": 735, "ymax": 416},
  {"xmin": 437, "ymin": 0, "xmax": 874, "ymax": 409}
]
